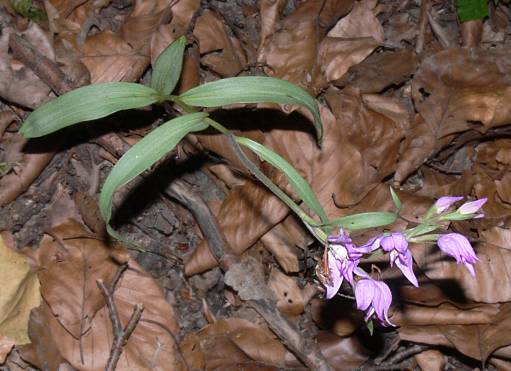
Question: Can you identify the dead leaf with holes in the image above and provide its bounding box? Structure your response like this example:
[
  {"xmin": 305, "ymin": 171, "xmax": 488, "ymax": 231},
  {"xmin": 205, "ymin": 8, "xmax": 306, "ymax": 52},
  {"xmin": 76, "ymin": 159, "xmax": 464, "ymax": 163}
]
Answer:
[
  {"xmin": 0, "ymin": 233, "xmax": 41, "ymax": 362},
  {"xmin": 267, "ymin": 268, "xmax": 316, "ymax": 318}
]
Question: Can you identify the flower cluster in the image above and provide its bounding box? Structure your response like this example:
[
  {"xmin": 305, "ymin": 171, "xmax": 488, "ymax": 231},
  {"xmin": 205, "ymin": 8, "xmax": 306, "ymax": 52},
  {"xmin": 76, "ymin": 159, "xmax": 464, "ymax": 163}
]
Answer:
[{"xmin": 322, "ymin": 196, "xmax": 487, "ymax": 327}]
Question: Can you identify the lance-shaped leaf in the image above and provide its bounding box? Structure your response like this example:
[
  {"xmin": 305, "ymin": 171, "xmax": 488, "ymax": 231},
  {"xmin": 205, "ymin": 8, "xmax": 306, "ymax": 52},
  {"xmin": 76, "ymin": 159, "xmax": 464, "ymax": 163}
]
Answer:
[
  {"xmin": 20, "ymin": 83, "xmax": 160, "ymax": 138},
  {"xmin": 100, "ymin": 112, "xmax": 209, "ymax": 225},
  {"xmin": 150, "ymin": 36, "xmax": 187, "ymax": 95},
  {"xmin": 179, "ymin": 76, "xmax": 324, "ymax": 144},
  {"xmin": 236, "ymin": 136, "xmax": 328, "ymax": 224},
  {"xmin": 328, "ymin": 212, "xmax": 397, "ymax": 231},
  {"xmin": 390, "ymin": 187, "xmax": 402, "ymax": 212}
]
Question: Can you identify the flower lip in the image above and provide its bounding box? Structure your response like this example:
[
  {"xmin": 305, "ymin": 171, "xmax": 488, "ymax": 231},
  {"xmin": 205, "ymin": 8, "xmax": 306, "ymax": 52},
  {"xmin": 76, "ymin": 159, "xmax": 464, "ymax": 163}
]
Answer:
[
  {"xmin": 355, "ymin": 278, "xmax": 395, "ymax": 327},
  {"xmin": 458, "ymin": 197, "xmax": 488, "ymax": 215}
]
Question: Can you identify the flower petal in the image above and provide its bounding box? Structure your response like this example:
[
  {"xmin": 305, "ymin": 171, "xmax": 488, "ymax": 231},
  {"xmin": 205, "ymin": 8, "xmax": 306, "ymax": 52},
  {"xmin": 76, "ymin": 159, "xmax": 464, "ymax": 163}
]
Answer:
[
  {"xmin": 458, "ymin": 198, "xmax": 487, "ymax": 214},
  {"xmin": 395, "ymin": 250, "xmax": 419, "ymax": 287},
  {"xmin": 381, "ymin": 233, "xmax": 408, "ymax": 253},
  {"xmin": 326, "ymin": 251, "xmax": 343, "ymax": 299},
  {"xmin": 355, "ymin": 279, "xmax": 375, "ymax": 312},
  {"xmin": 434, "ymin": 196, "xmax": 464, "ymax": 213}
]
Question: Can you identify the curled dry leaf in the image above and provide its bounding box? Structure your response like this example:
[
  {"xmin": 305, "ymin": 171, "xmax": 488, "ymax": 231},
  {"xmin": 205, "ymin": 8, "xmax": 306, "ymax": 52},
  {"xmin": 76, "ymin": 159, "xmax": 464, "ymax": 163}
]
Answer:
[
  {"xmin": 193, "ymin": 9, "xmax": 248, "ymax": 77},
  {"xmin": 258, "ymin": 0, "xmax": 324, "ymax": 91},
  {"xmin": 398, "ymin": 303, "xmax": 511, "ymax": 364},
  {"xmin": 333, "ymin": 49, "xmax": 418, "ymax": 93},
  {"xmin": 0, "ymin": 233, "xmax": 41, "ymax": 355},
  {"xmin": 0, "ymin": 133, "xmax": 58, "ymax": 206},
  {"xmin": 267, "ymin": 268, "xmax": 316, "ymax": 318},
  {"xmin": 414, "ymin": 349, "xmax": 446, "ymax": 371},
  {"xmin": 397, "ymin": 48, "xmax": 511, "ymax": 183},
  {"xmin": 179, "ymin": 318, "xmax": 289, "ymax": 370},
  {"xmin": 261, "ymin": 223, "xmax": 301, "ymax": 273},
  {"xmin": 327, "ymin": 0, "xmax": 384, "ymax": 42},
  {"xmin": 20, "ymin": 219, "xmax": 179, "ymax": 371}
]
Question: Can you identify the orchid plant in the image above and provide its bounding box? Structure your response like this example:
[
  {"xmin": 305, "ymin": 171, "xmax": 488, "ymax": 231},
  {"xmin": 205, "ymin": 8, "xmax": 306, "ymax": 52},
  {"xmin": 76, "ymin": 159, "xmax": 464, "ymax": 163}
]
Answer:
[
  {"xmin": 321, "ymin": 194, "xmax": 486, "ymax": 327},
  {"xmin": 19, "ymin": 36, "xmax": 486, "ymax": 331}
]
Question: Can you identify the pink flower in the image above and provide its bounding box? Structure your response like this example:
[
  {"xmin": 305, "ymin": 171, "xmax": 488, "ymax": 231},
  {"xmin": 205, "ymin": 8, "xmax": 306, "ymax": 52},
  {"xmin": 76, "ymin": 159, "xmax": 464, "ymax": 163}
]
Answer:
[
  {"xmin": 324, "ymin": 230, "xmax": 365, "ymax": 299},
  {"xmin": 380, "ymin": 233, "xmax": 418, "ymax": 287},
  {"xmin": 355, "ymin": 278, "xmax": 394, "ymax": 326},
  {"xmin": 437, "ymin": 233, "xmax": 479, "ymax": 277}
]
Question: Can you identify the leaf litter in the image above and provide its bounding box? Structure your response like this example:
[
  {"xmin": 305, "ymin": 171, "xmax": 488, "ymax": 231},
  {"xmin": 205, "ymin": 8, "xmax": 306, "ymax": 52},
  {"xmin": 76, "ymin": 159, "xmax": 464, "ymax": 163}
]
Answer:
[{"xmin": 1, "ymin": 0, "xmax": 511, "ymax": 370}]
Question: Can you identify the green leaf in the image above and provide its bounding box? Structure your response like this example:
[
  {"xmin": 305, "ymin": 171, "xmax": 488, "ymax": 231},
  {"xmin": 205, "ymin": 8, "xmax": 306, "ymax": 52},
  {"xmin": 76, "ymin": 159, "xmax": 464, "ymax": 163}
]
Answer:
[
  {"xmin": 179, "ymin": 76, "xmax": 324, "ymax": 145},
  {"xmin": 390, "ymin": 187, "xmax": 402, "ymax": 212},
  {"xmin": 20, "ymin": 83, "xmax": 160, "ymax": 138},
  {"xmin": 99, "ymin": 112, "xmax": 209, "ymax": 225},
  {"xmin": 366, "ymin": 320, "xmax": 374, "ymax": 336},
  {"xmin": 150, "ymin": 36, "xmax": 187, "ymax": 95},
  {"xmin": 457, "ymin": 0, "xmax": 489, "ymax": 22},
  {"xmin": 236, "ymin": 136, "xmax": 328, "ymax": 224},
  {"xmin": 328, "ymin": 212, "xmax": 397, "ymax": 231}
]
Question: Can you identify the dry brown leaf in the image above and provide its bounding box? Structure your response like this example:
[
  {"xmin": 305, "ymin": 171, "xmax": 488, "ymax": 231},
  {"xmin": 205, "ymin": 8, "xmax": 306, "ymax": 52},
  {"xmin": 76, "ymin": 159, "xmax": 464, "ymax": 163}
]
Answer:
[
  {"xmin": 414, "ymin": 349, "xmax": 446, "ymax": 371},
  {"xmin": 327, "ymin": 0, "xmax": 384, "ymax": 42},
  {"xmin": 311, "ymin": 37, "xmax": 379, "ymax": 90},
  {"xmin": 267, "ymin": 268, "xmax": 316, "ymax": 318},
  {"xmin": 21, "ymin": 219, "xmax": 179, "ymax": 371},
  {"xmin": 179, "ymin": 318, "xmax": 289, "ymax": 370},
  {"xmin": 384, "ymin": 12, "xmax": 418, "ymax": 45},
  {"xmin": 32, "ymin": 219, "xmax": 118, "ymax": 338},
  {"xmin": 257, "ymin": 0, "xmax": 324, "ymax": 90},
  {"xmin": 194, "ymin": 9, "xmax": 248, "ymax": 77},
  {"xmin": 285, "ymin": 331, "xmax": 370, "ymax": 370},
  {"xmin": 318, "ymin": 0, "xmax": 355, "ymax": 29},
  {"xmin": 0, "ymin": 133, "xmax": 58, "ymax": 206},
  {"xmin": 120, "ymin": 0, "xmax": 173, "ymax": 51},
  {"xmin": 260, "ymin": 223, "xmax": 301, "ymax": 273},
  {"xmin": 399, "ymin": 303, "xmax": 511, "ymax": 363},
  {"xmin": 185, "ymin": 178, "xmax": 290, "ymax": 275},
  {"xmin": 333, "ymin": 49, "xmax": 418, "ymax": 93},
  {"xmin": 0, "ymin": 233, "xmax": 41, "ymax": 349},
  {"xmin": 397, "ymin": 48, "xmax": 511, "ymax": 184}
]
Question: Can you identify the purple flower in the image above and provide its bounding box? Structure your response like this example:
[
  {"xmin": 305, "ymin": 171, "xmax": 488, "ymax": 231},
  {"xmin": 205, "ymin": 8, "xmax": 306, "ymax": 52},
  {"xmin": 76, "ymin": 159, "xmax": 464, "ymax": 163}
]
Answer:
[
  {"xmin": 458, "ymin": 198, "xmax": 487, "ymax": 215},
  {"xmin": 355, "ymin": 278, "xmax": 394, "ymax": 326},
  {"xmin": 380, "ymin": 233, "xmax": 418, "ymax": 287},
  {"xmin": 437, "ymin": 233, "xmax": 479, "ymax": 277},
  {"xmin": 324, "ymin": 230, "xmax": 364, "ymax": 299},
  {"xmin": 434, "ymin": 196, "xmax": 464, "ymax": 213}
]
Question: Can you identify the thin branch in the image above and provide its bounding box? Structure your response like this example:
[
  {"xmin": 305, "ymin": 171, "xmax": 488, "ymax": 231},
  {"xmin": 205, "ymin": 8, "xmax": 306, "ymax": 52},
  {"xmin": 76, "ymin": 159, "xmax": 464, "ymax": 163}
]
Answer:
[
  {"xmin": 166, "ymin": 179, "xmax": 333, "ymax": 371},
  {"xmin": 416, "ymin": 0, "xmax": 430, "ymax": 53},
  {"xmin": 9, "ymin": 34, "xmax": 76, "ymax": 95},
  {"xmin": 97, "ymin": 265, "xmax": 145, "ymax": 371}
]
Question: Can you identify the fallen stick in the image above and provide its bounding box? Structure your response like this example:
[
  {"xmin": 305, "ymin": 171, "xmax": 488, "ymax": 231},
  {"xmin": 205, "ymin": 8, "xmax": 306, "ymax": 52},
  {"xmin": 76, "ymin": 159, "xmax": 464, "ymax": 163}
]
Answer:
[
  {"xmin": 97, "ymin": 264, "xmax": 144, "ymax": 371},
  {"xmin": 167, "ymin": 179, "xmax": 333, "ymax": 371}
]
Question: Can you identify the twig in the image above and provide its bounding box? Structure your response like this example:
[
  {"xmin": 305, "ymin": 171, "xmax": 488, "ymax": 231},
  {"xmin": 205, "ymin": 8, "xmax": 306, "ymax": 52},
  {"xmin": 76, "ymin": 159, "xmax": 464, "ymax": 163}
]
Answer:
[
  {"xmin": 416, "ymin": 0, "xmax": 430, "ymax": 53},
  {"xmin": 167, "ymin": 180, "xmax": 333, "ymax": 371},
  {"xmin": 380, "ymin": 344, "xmax": 429, "ymax": 367},
  {"xmin": 97, "ymin": 265, "xmax": 144, "ymax": 371},
  {"xmin": 9, "ymin": 34, "xmax": 76, "ymax": 95}
]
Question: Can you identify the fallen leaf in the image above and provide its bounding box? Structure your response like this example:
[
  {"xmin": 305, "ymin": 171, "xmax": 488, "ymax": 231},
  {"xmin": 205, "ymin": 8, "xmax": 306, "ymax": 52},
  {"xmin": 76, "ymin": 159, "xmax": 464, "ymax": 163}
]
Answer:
[
  {"xmin": 21, "ymin": 219, "xmax": 180, "ymax": 370},
  {"xmin": 333, "ymin": 49, "xmax": 418, "ymax": 93},
  {"xmin": 327, "ymin": 0, "xmax": 384, "ymax": 42},
  {"xmin": 267, "ymin": 268, "xmax": 316, "ymax": 318},
  {"xmin": 193, "ymin": 9, "xmax": 247, "ymax": 77},
  {"xmin": 0, "ymin": 233, "xmax": 41, "ymax": 347}
]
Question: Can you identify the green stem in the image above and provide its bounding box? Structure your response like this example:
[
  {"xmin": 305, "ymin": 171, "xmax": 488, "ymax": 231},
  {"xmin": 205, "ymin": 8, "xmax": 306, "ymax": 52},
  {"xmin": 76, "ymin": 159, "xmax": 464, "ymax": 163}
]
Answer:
[{"xmin": 169, "ymin": 95, "xmax": 328, "ymax": 243}]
